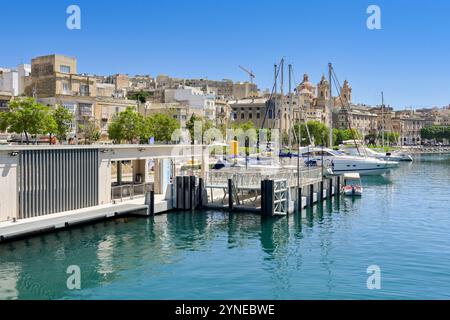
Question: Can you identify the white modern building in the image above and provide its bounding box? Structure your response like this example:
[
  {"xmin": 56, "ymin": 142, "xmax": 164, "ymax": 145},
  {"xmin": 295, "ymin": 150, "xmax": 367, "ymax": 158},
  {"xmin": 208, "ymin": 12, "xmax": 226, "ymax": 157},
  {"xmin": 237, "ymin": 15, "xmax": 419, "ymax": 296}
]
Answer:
[
  {"xmin": 0, "ymin": 64, "xmax": 30, "ymax": 97},
  {"xmin": 164, "ymin": 86, "xmax": 216, "ymax": 120},
  {"xmin": 0, "ymin": 67, "xmax": 19, "ymax": 96},
  {"xmin": 17, "ymin": 64, "xmax": 31, "ymax": 95}
]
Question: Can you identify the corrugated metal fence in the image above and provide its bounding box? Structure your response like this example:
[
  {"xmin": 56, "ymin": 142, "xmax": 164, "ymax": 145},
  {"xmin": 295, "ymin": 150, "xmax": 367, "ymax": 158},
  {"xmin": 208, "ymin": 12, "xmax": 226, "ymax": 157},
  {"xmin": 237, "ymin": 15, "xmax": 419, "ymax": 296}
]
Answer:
[{"xmin": 19, "ymin": 149, "xmax": 99, "ymax": 219}]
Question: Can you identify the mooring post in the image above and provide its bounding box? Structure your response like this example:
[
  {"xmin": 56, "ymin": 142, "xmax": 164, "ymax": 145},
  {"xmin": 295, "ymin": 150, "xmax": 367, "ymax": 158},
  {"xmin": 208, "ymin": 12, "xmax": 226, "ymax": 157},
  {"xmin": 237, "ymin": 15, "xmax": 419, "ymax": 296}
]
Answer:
[
  {"xmin": 336, "ymin": 176, "xmax": 341, "ymax": 194},
  {"xmin": 261, "ymin": 180, "xmax": 274, "ymax": 216},
  {"xmin": 176, "ymin": 176, "xmax": 183, "ymax": 210},
  {"xmin": 150, "ymin": 190, "xmax": 155, "ymax": 215},
  {"xmin": 297, "ymin": 187, "xmax": 302, "ymax": 212},
  {"xmin": 308, "ymin": 184, "xmax": 314, "ymax": 207},
  {"xmin": 261, "ymin": 180, "xmax": 266, "ymax": 215},
  {"xmin": 190, "ymin": 176, "xmax": 196, "ymax": 211},
  {"xmin": 183, "ymin": 176, "xmax": 190, "ymax": 210},
  {"xmin": 319, "ymin": 181, "xmax": 324, "ymax": 202},
  {"xmin": 198, "ymin": 178, "xmax": 204, "ymax": 209},
  {"xmin": 228, "ymin": 178, "xmax": 233, "ymax": 211},
  {"xmin": 328, "ymin": 178, "xmax": 333, "ymax": 198}
]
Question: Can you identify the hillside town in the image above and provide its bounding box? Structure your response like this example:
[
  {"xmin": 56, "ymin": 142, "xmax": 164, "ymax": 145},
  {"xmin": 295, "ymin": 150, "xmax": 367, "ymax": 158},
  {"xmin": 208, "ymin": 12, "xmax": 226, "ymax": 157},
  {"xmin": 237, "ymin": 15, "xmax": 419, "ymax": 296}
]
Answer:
[{"xmin": 1, "ymin": 53, "xmax": 450, "ymax": 145}]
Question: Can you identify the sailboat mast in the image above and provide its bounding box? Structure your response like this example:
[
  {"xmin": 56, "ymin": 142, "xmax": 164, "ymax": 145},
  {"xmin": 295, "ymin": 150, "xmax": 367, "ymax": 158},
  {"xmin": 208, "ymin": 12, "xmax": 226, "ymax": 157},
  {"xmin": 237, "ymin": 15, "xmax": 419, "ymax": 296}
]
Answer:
[
  {"xmin": 288, "ymin": 64, "xmax": 292, "ymax": 150},
  {"xmin": 280, "ymin": 59, "xmax": 284, "ymax": 135},
  {"xmin": 274, "ymin": 64, "xmax": 278, "ymax": 130},
  {"xmin": 381, "ymin": 91, "xmax": 385, "ymax": 149},
  {"xmin": 328, "ymin": 63, "xmax": 333, "ymax": 148}
]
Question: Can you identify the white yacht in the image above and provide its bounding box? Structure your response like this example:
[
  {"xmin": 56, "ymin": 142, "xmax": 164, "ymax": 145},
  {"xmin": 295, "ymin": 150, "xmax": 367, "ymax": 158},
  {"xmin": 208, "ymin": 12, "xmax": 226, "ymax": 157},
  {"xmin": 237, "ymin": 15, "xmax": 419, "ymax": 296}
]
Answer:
[
  {"xmin": 340, "ymin": 145, "xmax": 413, "ymax": 162},
  {"xmin": 299, "ymin": 147, "xmax": 399, "ymax": 176}
]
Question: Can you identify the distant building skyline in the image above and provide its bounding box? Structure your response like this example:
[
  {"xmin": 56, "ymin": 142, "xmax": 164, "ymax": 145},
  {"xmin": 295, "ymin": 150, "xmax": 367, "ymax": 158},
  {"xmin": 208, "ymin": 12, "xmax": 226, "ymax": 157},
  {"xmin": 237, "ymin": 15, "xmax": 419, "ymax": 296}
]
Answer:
[{"xmin": 2, "ymin": 0, "xmax": 450, "ymax": 109}]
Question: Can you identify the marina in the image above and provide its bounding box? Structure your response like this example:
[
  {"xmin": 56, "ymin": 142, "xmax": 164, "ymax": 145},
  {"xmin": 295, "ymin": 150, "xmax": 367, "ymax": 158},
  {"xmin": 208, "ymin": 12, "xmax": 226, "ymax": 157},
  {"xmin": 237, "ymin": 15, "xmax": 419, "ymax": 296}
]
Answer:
[
  {"xmin": 0, "ymin": 143, "xmax": 343, "ymax": 241},
  {"xmin": 0, "ymin": 153, "xmax": 449, "ymax": 299}
]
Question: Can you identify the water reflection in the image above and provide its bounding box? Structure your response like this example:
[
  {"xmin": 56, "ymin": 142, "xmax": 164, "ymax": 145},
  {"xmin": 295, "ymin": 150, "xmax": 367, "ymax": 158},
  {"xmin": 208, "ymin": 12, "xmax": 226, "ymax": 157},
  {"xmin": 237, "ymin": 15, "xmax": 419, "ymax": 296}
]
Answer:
[{"xmin": 1, "ymin": 154, "xmax": 449, "ymax": 299}]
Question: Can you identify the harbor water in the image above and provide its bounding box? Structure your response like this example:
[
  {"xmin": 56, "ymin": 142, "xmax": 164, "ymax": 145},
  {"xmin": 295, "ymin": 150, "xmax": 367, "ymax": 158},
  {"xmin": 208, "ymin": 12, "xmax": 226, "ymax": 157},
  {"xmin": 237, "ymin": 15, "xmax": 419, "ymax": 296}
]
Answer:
[{"xmin": 1, "ymin": 154, "xmax": 450, "ymax": 299}]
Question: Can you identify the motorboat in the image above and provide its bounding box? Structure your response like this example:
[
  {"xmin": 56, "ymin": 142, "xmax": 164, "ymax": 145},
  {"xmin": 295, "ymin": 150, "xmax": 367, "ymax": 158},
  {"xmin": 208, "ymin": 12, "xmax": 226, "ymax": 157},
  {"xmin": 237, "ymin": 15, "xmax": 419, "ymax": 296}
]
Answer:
[
  {"xmin": 341, "ymin": 173, "xmax": 363, "ymax": 197},
  {"xmin": 340, "ymin": 145, "xmax": 412, "ymax": 162},
  {"xmin": 298, "ymin": 146, "xmax": 399, "ymax": 176}
]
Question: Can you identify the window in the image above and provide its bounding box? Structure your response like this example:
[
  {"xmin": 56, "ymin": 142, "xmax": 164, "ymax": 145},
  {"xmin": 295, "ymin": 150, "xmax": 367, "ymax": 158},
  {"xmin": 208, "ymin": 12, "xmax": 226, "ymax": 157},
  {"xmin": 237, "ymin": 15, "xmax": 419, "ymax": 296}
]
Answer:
[
  {"xmin": 269, "ymin": 110, "xmax": 273, "ymax": 119},
  {"xmin": 79, "ymin": 103, "xmax": 93, "ymax": 117},
  {"xmin": 257, "ymin": 113, "xmax": 260, "ymax": 119},
  {"xmin": 80, "ymin": 85, "xmax": 90, "ymax": 96},
  {"xmin": 249, "ymin": 113, "xmax": 253, "ymax": 119},
  {"xmin": 62, "ymin": 81, "xmax": 70, "ymax": 93},
  {"xmin": 60, "ymin": 65, "xmax": 71, "ymax": 74},
  {"xmin": 241, "ymin": 113, "xmax": 245, "ymax": 119}
]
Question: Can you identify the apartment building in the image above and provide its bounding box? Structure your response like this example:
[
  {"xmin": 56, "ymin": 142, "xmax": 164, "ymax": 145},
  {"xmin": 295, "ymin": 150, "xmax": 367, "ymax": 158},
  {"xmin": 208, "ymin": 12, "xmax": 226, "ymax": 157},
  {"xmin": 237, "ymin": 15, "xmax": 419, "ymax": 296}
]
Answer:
[
  {"xmin": 333, "ymin": 104, "xmax": 377, "ymax": 137},
  {"xmin": 164, "ymin": 86, "xmax": 216, "ymax": 121},
  {"xmin": 25, "ymin": 54, "xmax": 136, "ymax": 139}
]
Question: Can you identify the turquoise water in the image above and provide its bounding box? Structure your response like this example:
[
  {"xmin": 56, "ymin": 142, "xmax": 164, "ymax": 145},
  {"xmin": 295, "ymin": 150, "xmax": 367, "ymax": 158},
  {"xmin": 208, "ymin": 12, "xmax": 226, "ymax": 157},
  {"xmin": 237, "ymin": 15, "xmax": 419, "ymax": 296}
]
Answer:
[{"xmin": 1, "ymin": 154, "xmax": 450, "ymax": 300}]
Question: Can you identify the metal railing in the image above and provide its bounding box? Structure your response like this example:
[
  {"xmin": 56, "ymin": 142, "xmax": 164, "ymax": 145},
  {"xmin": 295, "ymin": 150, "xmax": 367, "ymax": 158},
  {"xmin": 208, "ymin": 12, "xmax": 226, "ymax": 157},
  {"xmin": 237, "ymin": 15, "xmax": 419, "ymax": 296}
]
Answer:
[
  {"xmin": 111, "ymin": 182, "xmax": 153, "ymax": 202},
  {"xmin": 205, "ymin": 167, "xmax": 323, "ymax": 190}
]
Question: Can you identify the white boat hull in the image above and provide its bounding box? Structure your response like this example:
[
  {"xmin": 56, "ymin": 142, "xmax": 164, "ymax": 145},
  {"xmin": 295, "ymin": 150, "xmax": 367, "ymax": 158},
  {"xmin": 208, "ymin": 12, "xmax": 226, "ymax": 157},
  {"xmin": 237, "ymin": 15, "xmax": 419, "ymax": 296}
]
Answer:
[{"xmin": 330, "ymin": 157, "xmax": 399, "ymax": 176}]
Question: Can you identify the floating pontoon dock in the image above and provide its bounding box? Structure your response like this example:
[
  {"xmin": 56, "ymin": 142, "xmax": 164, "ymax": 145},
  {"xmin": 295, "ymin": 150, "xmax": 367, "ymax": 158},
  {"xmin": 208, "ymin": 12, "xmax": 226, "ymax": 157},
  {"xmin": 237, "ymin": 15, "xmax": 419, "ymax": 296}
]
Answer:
[{"xmin": 0, "ymin": 144, "xmax": 342, "ymax": 242}]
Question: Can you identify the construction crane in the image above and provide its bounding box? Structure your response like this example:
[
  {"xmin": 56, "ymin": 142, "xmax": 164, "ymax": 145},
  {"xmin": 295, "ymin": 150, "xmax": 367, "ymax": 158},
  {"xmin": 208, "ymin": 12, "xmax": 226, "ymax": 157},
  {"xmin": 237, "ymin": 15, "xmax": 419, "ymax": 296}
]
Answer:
[{"xmin": 238, "ymin": 65, "xmax": 255, "ymax": 84}]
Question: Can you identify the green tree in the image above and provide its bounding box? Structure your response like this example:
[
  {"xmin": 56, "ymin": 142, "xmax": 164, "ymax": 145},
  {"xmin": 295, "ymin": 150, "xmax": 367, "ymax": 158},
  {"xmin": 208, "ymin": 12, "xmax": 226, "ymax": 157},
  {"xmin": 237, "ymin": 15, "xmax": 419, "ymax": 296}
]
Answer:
[
  {"xmin": 78, "ymin": 119, "xmax": 100, "ymax": 144},
  {"xmin": 334, "ymin": 128, "xmax": 360, "ymax": 146},
  {"xmin": 128, "ymin": 90, "xmax": 150, "ymax": 104},
  {"xmin": 107, "ymin": 106, "xmax": 144, "ymax": 143},
  {"xmin": 421, "ymin": 125, "xmax": 450, "ymax": 141},
  {"xmin": 231, "ymin": 120, "xmax": 255, "ymax": 132},
  {"xmin": 293, "ymin": 121, "xmax": 330, "ymax": 147},
  {"xmin": 383, "ymin": 132, "xmax": 400, "ymax": 145},
  {"xmin": 144, "ymin": 112, "xmax": 180, "ymax": 143},
  {"xmin": 53, "ymin": 105, "xmax": 74, "ymax": 143},
  {"xmin": 0, "ymin": 97, "xmax": 54, "ymax": 144},
  {"xmin": 186, "ymin": 114, "xmax": 214, "ymax": 143}
]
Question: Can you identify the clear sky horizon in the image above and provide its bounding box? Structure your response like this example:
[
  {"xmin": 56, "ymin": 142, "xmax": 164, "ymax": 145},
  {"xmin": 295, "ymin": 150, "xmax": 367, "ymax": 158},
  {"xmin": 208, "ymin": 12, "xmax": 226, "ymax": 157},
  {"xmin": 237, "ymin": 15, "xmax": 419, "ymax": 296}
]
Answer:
[{"xmin": 1, "ymin": 0, "xmax": 450, "ymax": 109}]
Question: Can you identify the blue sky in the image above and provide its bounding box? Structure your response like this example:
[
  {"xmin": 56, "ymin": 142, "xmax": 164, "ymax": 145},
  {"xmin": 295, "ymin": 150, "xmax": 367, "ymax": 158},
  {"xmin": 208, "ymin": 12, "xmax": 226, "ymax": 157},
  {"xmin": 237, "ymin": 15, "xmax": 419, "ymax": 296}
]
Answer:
[{"xmin": 1, "ymin": 0, "xmax": 450, "ymax": 108}]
